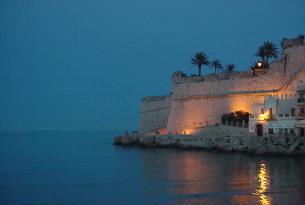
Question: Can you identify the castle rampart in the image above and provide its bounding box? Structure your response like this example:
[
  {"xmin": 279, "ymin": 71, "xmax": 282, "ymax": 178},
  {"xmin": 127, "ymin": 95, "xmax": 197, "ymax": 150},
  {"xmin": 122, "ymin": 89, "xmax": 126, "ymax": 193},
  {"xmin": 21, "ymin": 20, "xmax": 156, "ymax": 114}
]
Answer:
[
  {"xmin": 139, "ymin": 36, "xmax": 305, "ymax": 134},
  {"xmin": 138, "ymin": 95, "xmax": 171, "ymax": 134},
  {"xmin": 281, "ymin": 35, "xmax": 305, "ymax": 49}
]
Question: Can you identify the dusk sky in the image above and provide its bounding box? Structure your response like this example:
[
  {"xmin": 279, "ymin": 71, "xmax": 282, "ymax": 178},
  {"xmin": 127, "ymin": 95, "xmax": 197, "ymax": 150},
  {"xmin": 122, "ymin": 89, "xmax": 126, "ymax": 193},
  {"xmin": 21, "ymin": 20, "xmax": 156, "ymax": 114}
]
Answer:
[{"xmin": 1, "ymin": 0, "xmax": 305, "ymax": 130}]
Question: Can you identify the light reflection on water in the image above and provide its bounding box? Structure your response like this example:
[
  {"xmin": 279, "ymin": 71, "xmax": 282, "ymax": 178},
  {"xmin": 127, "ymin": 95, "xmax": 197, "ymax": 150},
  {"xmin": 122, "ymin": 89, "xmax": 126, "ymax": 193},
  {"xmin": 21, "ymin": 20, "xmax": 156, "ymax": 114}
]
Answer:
[
  {"xmin": 1, "ymin": 131, "xmax": 304, "ymax": 205},
  {"xmin": 255, "ymin": 161, "xmax": 271, "ymax": 205},
  {"xmin": 140, "ymin": 149, "xmax": 305, "ymax": 205}
]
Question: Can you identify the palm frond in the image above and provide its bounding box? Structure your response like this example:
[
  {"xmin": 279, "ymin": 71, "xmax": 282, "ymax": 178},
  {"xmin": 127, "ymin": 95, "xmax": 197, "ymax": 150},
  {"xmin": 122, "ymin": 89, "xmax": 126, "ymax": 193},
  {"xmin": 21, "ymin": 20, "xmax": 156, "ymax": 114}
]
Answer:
[{"xmin": 190, "ymin": 51, "xmax": 209, "ymax": 76}]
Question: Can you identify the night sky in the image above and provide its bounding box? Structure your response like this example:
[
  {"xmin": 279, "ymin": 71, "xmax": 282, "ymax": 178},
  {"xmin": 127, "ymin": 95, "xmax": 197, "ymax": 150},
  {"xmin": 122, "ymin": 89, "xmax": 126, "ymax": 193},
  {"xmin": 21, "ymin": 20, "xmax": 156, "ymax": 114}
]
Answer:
[{"xmin": 1, "ymin": 0, "xmax": 305, "ymax": 130}]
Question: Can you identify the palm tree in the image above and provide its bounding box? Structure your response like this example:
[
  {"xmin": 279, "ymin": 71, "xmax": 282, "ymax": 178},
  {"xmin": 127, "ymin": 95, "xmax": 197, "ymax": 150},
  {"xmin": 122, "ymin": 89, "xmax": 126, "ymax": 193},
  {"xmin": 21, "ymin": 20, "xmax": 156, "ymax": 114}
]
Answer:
[
  {"xmin": 255, "ymin": 41, "xmax": 278, "ymax": 63},
  {"xmin": 249, "ymin": 61, "xmax": 258, "ymax": 75},
  {"xmin": 226, "ymin": 64, "xmax": 235, "ymax": 73},
  {"xmin": 190, "ymin": 52, "xmax": 209, "ymax": 76},
  {"xmin": 255, "ymin": 47, "xmax": 267, "ymax": 62},
  {"xmin": 210, "ymin": 59, "xmax": 222, "ymax": 74}
]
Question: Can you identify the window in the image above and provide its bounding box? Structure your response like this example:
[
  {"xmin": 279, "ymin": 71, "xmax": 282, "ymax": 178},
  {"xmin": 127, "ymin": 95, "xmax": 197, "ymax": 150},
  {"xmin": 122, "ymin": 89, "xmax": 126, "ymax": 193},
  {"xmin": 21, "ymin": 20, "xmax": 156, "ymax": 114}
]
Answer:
[
  {"xmin": 285, "ymin": 113, "xmax": 289, "ymax": 117},
  {"xmin": 279, "ymin": 128, "xmax": 284, "ymax": 134},
  {"xmin": 268, "ymin": 128, "xmax": 274, "ymax": 134},
  {"xmin": 269, "ymin": 108, "xmax": 273, "ymax": 117},
  {"xmin": 291, "ymin": 108, "xmax": 296, "ymax": 116},
  {"xmin": 301, "ymin": 128, "xmax": 305, "ymax": 137},
  {"xmin": 301, "ymin": 108, "xmax": 305, "ymax": 113},
  {"xmin": 284, "ymin": 128, "xmax": 288, "ymax": 136},
  {"xmin": 290, "ymin": 128, "xmax": 295, "ymax": 135},
  {"xmin": 261, "ymin": 108, "xmax": 264, "ymax": 114}
]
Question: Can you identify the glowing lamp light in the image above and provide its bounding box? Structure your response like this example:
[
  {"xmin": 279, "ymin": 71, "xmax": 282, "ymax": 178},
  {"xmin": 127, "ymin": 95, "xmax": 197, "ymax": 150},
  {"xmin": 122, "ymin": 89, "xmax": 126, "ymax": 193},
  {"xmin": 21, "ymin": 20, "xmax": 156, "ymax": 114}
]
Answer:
[
  {"xmin": 183, "ymin": 129, "xmax": 194, "ymax": 135},
  {"xmin": 257, "ymin": 62, "xmax": 262, "ymax": 67},
  {"xmin": 258, "ymin": 113, "xmax": 270, "ymax": 121}
]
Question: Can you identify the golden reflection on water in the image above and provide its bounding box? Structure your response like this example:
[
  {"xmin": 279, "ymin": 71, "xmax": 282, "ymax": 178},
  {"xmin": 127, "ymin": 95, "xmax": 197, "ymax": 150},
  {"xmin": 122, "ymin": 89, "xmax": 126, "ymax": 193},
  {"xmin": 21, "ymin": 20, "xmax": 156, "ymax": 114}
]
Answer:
[
  {"xmin": 229, "ymin": 165, "xmax": 252, "ymax": 205},
  {"xmin": 255, "ymin": 161, "xmax": 271, "ymax": 205},
  {"xmin": 139, "ymin": 150, "xmax": 305, "ymax": 205},
  {"xmin": 167, "ymin": 152, "xmax": 211, "ymax": 195}
]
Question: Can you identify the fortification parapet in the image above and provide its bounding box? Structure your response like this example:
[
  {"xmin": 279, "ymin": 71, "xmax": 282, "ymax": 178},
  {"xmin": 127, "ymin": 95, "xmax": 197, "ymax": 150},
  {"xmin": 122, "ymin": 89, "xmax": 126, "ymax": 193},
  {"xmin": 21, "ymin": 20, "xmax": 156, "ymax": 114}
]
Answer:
[
  {"xmin": 172, "ymin": 71, "xmax": 189, "ymax": 84},
  {"xmin": 170, "ymin": 44, "xmax": 305, "ymax": 98},
  {"xmin": 139, "ymin": 95, "xmax": 172, "ymax": 134},
  {"xmin": 173, "ymin": 71, "xmax": 254, "ymax": 85},
  {"xmin": 171, "ymin": 59, "xmax": 290, "ymax": 87},
  {"xmin": 282, "ymin": 35, "xmax": 305, "ymax": 49},
  {"xmin": 142, "ymin": 95, "xmax": 169, "ymax": 102}
]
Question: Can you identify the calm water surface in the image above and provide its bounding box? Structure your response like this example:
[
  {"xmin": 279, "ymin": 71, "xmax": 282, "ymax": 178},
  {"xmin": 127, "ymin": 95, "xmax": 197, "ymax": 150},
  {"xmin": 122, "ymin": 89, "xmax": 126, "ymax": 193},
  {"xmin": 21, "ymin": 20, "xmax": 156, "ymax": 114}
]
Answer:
[{"xmin": 0, "ymin": 130, "xmax": 305, "ymax": 205}]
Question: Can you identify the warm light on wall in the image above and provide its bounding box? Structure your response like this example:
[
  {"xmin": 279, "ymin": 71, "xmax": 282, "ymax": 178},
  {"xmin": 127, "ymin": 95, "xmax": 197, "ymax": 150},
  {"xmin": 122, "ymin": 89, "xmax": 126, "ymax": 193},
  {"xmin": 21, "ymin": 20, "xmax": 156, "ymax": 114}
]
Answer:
[
  {"xmin": 228, "ymin": 96, "xmax": 263, "ymax": 114},
  {"xmin": 258, "ymin": 113, "xmax": 269, "ymax": 121},
  {"xmin": 157, "ymin": 128, "xmax": 168, "ymax": 135},
  {"xmin": 182, "ymin": 129, "xmax": 195, "ymax": 135}
]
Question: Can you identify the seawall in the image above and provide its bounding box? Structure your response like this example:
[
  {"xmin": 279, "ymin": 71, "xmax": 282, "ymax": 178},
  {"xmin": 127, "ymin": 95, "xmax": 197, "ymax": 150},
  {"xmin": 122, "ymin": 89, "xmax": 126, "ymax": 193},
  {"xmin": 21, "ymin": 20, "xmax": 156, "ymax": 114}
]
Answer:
[{"xmin": 114, "ymin": 126, "xmax": 305, "ymax": 155}]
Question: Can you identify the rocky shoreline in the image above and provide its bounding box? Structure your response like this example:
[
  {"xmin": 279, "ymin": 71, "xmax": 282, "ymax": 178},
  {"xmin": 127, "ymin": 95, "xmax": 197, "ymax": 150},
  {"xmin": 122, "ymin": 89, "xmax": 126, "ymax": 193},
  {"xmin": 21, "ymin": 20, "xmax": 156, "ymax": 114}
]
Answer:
[{"xmin": 114, "ymin": 126, "xmax": 305, "ymax": 155}]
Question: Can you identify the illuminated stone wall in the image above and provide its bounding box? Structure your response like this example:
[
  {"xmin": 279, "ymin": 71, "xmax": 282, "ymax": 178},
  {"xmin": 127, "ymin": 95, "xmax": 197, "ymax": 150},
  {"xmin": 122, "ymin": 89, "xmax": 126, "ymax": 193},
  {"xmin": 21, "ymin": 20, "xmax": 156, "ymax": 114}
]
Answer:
[
  {"xmin": 138, "ymin": 96, "xmax": 171, "ymax": 134},
  {"xmin": 166, "ymin": 44, "xmax": 305, "ymax": 133},
  {"xmin": 138, "ymin": 38, "xmax": 305, "ymax": 134},
  {"xmin": 167, "ymin": 95, "xmax": 266, "ymax": 134}
]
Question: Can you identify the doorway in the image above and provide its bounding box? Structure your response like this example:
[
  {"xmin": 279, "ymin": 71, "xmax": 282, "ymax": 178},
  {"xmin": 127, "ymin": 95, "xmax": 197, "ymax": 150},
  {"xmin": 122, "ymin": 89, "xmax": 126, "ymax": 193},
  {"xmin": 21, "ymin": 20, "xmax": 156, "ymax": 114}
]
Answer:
[
  {"xmin": 256, "ymin": 124, "xmax": 263, "ymax": 136},
  {"xmin": 300, "ymin": 128, "xmax": 305, "ymax": 137}
]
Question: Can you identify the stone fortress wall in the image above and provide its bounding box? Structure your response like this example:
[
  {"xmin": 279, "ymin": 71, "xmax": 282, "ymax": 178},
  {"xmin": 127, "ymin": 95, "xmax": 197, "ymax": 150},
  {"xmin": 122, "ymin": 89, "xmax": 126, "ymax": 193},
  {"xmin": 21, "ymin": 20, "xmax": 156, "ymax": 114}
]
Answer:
[
  {"xmin": 139, "ymin": 36, "xmax": 305, "ymax": 134},
  {"xmin": 138, "ymin": 96, "xmax": 171, "ymax": 134}
]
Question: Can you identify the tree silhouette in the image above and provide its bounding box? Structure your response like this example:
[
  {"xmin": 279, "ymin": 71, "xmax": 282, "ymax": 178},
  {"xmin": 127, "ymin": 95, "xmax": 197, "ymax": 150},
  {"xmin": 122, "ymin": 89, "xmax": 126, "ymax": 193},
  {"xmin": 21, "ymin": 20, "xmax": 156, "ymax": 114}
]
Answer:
[
  {"xmin": 190, "ymin": 52, "xmax": 209, "ymax": 76},
  {"xmin": 225, "ymin": 64, "xmax": 235, "ymax": 73},
  {"xmin": 255, "ymin": 41, "xmax": 278, "ymax": 63},
  {"xmin": 210, "ymin": 59, "xmax": 223, "ymax": 74}
]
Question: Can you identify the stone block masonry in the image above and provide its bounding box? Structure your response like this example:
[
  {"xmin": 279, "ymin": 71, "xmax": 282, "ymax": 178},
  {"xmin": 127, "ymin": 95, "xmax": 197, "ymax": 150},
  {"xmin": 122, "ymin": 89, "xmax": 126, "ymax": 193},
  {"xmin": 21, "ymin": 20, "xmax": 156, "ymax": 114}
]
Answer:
[{"xmin": 138, "ymin": 95, "xmax": 171, "ymax": 134}]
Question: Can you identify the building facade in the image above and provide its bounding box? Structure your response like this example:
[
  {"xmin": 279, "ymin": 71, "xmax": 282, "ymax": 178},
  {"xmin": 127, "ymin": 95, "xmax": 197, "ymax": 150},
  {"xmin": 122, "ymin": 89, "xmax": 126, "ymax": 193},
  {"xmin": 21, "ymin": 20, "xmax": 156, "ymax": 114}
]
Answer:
[{"xmin": 249, "ymin": 96, "xmax": 297, "ymax": 136}]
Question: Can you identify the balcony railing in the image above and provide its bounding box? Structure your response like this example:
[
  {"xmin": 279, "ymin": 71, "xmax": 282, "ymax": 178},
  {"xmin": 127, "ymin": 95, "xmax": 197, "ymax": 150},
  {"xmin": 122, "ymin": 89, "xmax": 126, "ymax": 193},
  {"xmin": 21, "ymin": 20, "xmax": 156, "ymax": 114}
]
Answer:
[{"xmin": 277, "ymin": 113, "xmax": 296, "ymax": 118}]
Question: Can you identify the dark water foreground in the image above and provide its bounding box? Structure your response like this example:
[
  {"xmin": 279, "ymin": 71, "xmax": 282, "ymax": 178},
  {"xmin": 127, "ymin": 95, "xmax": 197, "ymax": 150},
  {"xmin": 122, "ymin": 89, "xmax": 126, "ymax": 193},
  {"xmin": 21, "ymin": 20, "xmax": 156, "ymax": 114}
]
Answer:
[{"xmin": 0, "ymin": 130, "xmax": 305, "ymax": 205}]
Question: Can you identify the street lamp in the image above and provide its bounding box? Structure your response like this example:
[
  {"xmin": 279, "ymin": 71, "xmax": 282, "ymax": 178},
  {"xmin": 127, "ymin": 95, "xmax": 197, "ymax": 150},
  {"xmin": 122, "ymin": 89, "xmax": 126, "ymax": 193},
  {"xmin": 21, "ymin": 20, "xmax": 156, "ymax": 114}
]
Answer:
[{"xmin": 257, "ymin": 62, "xmax": 262, "ymax": 67}]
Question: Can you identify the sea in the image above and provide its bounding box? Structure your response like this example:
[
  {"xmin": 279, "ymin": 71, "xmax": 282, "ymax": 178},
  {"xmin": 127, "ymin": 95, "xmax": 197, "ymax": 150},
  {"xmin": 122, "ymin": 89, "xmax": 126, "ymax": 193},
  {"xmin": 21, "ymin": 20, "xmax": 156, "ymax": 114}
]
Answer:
[{"xmin": 0, "ymin": 130, "xmax": 305, "ymax": 205}]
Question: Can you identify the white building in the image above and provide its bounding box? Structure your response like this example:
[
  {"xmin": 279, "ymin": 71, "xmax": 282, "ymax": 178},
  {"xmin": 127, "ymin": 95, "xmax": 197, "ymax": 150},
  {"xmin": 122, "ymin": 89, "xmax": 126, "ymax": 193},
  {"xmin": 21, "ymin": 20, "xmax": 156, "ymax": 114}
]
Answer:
[
  {"xmin": 249, "ymin": 96, "xmax": 297, "ymax": 136},
  {"xmin": 295, "ymin": 86, "xmax": 305, "ymax": 136},
  {"xmin": 249, "ymin": 86, "xmax": 305, "ymax": 136}
]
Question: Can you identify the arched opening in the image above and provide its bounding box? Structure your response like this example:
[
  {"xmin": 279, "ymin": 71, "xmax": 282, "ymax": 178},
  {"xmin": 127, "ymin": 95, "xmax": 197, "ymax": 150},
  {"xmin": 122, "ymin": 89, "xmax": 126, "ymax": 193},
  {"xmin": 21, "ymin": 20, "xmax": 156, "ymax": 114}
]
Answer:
[{"xmin": 256, "ymin": 124, "xmax": 263, "ymax": 136}]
